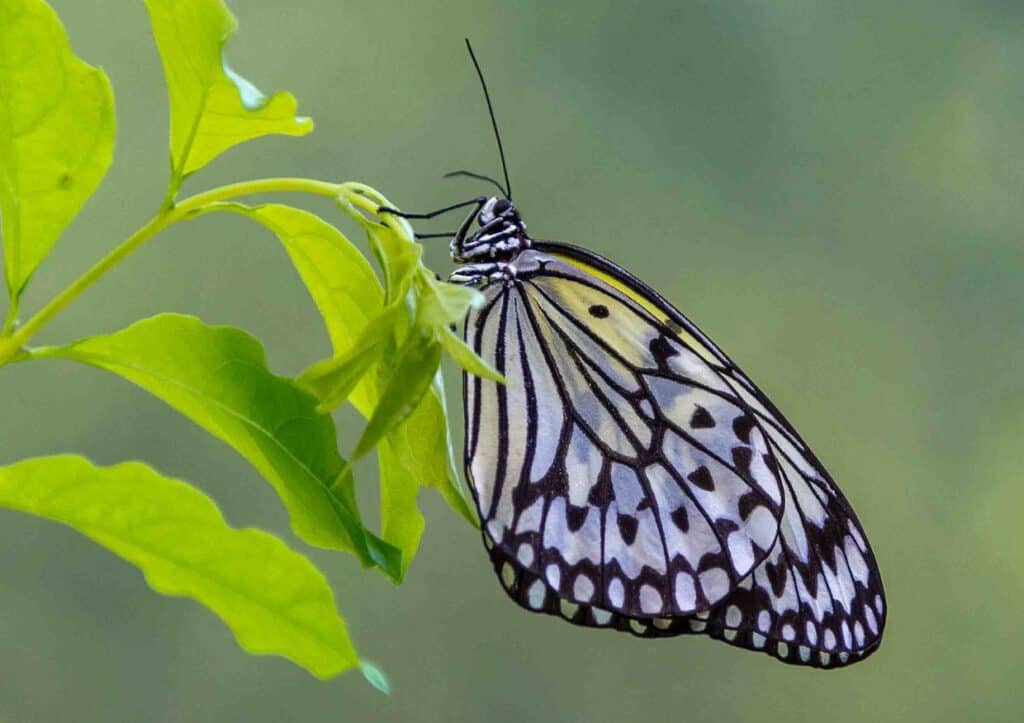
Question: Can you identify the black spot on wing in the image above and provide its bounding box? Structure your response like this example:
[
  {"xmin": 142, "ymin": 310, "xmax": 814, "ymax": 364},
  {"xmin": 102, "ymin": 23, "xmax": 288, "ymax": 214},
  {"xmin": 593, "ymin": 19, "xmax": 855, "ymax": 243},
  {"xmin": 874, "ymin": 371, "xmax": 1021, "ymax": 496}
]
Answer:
[
  {"xmin": 566, "ymin": 504, "xmax": 589, "ymax": 532},
  {"xmin": 731, "ymin": 446, "xmax": 753, "ymax": 479},
  {"xmin": 617, "ymin": 514, "xmax": 639, "ymax": 545},
  {"xmin": 670, "ymin": 506, "xmax": 690, "ymax": 532},
  {"xmin": 732, "ymin": 414, "xmax": 755, "ymax": 444},
  {"xmin": 690, "ymin": 405, "xmax": 716, "ymax": 429},
  {"xmin": 649, "ymin": 336, "xmax": 677, "ymax": 368},
  {"xmin": 687, "ymin": 465, "xmax": 715, "ymax": 491}
]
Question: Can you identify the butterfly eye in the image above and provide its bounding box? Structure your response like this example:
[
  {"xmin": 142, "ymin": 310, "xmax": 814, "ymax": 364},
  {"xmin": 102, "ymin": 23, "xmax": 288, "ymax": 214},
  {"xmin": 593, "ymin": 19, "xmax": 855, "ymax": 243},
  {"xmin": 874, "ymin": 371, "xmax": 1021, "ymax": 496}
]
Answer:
[{"xmin": 493, "ymin": 198, "xmax": 512, "ymax": 215}]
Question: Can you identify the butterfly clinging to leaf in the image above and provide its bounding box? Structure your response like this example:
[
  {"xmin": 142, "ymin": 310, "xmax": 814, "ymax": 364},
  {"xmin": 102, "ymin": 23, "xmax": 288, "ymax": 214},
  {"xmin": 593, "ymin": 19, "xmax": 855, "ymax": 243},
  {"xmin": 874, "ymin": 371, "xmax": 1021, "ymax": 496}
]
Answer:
[{"xmin": 383, "ymin": 40, "xmax": 885, "ymax": 669}]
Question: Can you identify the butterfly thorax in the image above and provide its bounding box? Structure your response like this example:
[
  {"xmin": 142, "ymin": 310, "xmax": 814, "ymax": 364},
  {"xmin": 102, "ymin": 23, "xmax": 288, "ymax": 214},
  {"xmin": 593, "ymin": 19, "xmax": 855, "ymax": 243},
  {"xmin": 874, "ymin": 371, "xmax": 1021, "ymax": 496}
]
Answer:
[{"xmin": 449, "ymin": 197, "xmax": 532, "ymax": 286}]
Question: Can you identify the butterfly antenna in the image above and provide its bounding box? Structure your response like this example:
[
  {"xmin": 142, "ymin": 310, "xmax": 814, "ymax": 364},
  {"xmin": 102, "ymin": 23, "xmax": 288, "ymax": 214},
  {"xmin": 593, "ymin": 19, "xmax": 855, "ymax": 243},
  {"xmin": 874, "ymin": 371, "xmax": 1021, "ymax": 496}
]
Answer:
[
  {"xmin": 465, "ymin": 38, "xmax": 512, "ymax": 200},
  {"xmin": 442, "ymin": 169, "xmax": 508, "ymax": 196}
]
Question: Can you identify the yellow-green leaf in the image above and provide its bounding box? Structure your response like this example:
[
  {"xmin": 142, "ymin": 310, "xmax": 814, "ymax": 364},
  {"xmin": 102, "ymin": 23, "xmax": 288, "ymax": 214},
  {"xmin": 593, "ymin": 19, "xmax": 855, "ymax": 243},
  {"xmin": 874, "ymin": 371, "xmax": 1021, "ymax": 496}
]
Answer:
[
  {"xmin": 297, "ymin": 303, "xmax": 405, "ymax": 414},
  {"xmin": 219, "ymin": 202, "xmax": 474, "ymax": 571},
  {"xmin": 302, "ymin": 342, "xmax": 388, "ymax": 415},
  {"xmin": 335, "ymin": 190, "xmax": 483, "ymax": 524},
  {"xmin": 31, "ymin": 314, "xmax": 401, "ymax": 579},
  {"xmin": 393, "ymin": 378, "xmax": 477, "ymax": 526},
  {"xmin": 0, "ymin": 455, "xmax": 360, "ymax": 680},
  {"xmin": 229, "ymin": 198, "xmax": 477, "ymax": 558},
  {"xmin": 214, "ymin": 202, "xmax": 387, "ymax": 412},
  {"xmin": 439, "ymin": 326, "xmax": 506, "ymax": 383},
  {"xmin": 230, "ymin": 204, "xmax": 383, "ymax": 352},
  {"xmin": 350, "ymin": 329, "xmax": 442, "ymax": 464},
  {"xmin": 376, "ymin": 437, "xmax": 424, "ymax": 581},
  {"xmin": 0, "ymin": 0, "xmax": 115, "ymax": 299},
  {"xmin": 337, "ymin": 198, "xmax": 421, "ymax": 305},
  {"xmin": 144, "ymin": 0, "xmax": 312, "ymax": 181},
  {"xmin": 417, "ymin": 275, "xmax": 484, "ymax": 329}
]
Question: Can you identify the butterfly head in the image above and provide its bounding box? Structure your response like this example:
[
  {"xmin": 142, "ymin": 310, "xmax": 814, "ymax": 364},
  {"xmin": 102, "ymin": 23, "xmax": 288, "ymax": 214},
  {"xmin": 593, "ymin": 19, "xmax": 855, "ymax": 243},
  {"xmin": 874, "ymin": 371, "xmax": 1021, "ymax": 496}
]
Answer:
[{"xmin": 478, "ymin": 196, "xmax": 518, "ymax": 226}]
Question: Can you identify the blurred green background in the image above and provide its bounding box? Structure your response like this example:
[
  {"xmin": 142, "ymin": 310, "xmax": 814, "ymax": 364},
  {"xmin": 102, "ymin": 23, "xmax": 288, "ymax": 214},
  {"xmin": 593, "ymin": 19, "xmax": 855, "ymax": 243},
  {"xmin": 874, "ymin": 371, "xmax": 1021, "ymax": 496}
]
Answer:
[{"xmin": 1, "ymin": 0, "xmax": 1021, "ymax": 720}]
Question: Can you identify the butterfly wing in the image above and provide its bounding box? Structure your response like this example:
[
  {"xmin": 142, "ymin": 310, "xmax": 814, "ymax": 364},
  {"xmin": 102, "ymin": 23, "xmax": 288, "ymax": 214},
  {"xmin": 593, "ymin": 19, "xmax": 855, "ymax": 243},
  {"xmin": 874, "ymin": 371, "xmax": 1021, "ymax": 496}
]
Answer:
[
  {"xmin": 462, "ymin": 243, "xmax": 885, "ymax": 667},
  {"xmin": 463, "ymin": 248, "xmax": 785, "ymax": 613}
]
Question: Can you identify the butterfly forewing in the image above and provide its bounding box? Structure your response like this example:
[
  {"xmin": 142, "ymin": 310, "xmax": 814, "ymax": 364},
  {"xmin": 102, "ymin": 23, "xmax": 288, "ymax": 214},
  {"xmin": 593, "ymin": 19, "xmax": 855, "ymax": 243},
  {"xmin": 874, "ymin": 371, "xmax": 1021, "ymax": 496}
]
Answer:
[{"xmin": 462, "ymin": 243, "xmax": 886, "ymax": 667}]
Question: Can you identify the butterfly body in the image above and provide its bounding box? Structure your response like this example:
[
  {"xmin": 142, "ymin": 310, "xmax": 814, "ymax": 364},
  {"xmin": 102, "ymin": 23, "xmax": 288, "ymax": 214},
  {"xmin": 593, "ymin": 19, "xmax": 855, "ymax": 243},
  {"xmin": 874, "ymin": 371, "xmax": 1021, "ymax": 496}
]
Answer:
[{"xmin": 448, "ymin": 196, "xmax": 886, "ymax": 669}]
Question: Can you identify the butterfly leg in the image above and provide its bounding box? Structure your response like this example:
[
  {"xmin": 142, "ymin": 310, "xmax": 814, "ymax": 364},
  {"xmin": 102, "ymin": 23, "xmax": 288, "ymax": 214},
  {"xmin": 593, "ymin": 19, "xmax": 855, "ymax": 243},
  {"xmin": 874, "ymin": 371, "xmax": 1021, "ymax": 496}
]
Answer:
[
  {"xmin": 378, "ymin": 197, "xmax": 486, "ymax": 221},
  {"xmin": 449, "ymin": 262, "xmax": 516, "ymax": 287},
  {"xmin": 377, "ymin": 197, "xmax": 498, "ymax": 261}
]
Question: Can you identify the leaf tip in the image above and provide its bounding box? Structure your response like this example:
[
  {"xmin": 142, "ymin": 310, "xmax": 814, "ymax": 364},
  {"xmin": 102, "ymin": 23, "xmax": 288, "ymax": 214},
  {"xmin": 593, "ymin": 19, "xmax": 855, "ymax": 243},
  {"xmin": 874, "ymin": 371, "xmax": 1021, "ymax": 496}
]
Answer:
[{"xmin": 360, "ymin": 660, "xmax": 391, "ymax": 694}]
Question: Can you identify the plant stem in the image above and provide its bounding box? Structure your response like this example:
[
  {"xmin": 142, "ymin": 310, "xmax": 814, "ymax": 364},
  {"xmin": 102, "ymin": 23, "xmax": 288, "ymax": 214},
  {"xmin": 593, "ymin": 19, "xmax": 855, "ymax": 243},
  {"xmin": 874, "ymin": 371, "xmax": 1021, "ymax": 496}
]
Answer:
[{"xmin": 0, "ymin": 177, "xmax": 341, "ymax": 364}]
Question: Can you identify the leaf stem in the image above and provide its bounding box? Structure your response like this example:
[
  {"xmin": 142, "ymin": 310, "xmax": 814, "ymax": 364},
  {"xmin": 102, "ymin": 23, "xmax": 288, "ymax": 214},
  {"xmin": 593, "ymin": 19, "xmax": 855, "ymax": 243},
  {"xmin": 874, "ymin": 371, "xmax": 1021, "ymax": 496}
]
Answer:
[
  {"xmin": 0, "ymin": 177, "xmax": 341, "ymax": 365},
  {"xmin": 2, "ymin": 298, "xmax": 19, "ymax": 336}
]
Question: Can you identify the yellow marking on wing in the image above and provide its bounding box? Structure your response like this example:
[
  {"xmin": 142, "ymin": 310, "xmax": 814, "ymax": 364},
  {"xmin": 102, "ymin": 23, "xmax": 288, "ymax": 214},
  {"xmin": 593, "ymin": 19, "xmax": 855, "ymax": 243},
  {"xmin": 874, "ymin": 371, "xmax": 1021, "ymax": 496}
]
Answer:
[{"xmin": 550, "ymin": 252, "xmax": 721, "ymax": 364}]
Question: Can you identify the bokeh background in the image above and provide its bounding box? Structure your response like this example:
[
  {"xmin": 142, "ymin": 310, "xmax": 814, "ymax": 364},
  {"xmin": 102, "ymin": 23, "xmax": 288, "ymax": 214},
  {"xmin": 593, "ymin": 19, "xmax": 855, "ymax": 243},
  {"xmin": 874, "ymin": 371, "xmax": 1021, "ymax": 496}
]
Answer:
[{"xmin": 1, "ymin": 1, "xmax": 1021, "ymax": 720}]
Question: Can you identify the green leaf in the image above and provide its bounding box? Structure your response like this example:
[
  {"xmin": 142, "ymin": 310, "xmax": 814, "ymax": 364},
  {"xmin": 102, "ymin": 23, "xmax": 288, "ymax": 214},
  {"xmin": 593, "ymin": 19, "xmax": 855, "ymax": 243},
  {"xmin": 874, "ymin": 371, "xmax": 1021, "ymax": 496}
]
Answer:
[
  {"xmin": 393, "ymin": 377, "xmax": 477, "ymax": 526},
  {"xmin": 0, "ymin": 0, "xmax": 115, "ymax": 299},
  {"xmin": 224, "ymin": 196, "xmax": 477, "ymax": 555},
  {"xmin": 203, "ymin": 200, "xmax": 444, "ymax": 565},
  {"xmin": 376, "ymin": 437, "xmax": 424, "ymax": 581},
  {"xmin": 350, "ymin": 329, "xmax": 442, "ymax": 464},
  {"xmin": 372, "ymin": 223, "xmax": 422, "ymax": 305},
  {"xmin": 301, "ymin": 343, "xmax": 388, "ymax": 415},
  {"xmin": 439, "ymin": 326, "xmax": 506, "ymax": 383},
  {"xmin": 337, "ymin": 199, "xmax": 421, "ymax": 305},
  {"xmin": 297, "ymin": 303, "xmax": 405, "ymax": 414},
  {"xmin": 0, "ymin": 455, "xmax": 360, "ymax": 680},
  {"xmin": 144, "ymin": 0, "xmax": 312, "ymax": 181},
  {"xmin": 229, "ymin": 204, "xmax": 383, "ymax": 352},
  {"xmin": 32, "ymin": 314, "xmax": 401, "ymax": 579},
  {"xmin": 341, "ymin": 205, "xmax": 478, "ymax": 526},
  {"xmin": 229, "ymin": 200, "xmax": 476, "ymax": 534},
  {"xmin": 214, "ymin": 202, "xmax": 386, "ymax": 412},
  {"xmin": 417, "ymin": 275, "xmax": 484, "ymax": 329}
]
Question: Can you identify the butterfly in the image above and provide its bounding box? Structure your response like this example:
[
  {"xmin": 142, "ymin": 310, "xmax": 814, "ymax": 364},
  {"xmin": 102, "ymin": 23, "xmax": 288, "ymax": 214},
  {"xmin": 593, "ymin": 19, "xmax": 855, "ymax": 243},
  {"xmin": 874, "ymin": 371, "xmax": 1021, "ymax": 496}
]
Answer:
[{"xmin": 387, "ymin": 40, "xmax": 885, "ymax": 669}]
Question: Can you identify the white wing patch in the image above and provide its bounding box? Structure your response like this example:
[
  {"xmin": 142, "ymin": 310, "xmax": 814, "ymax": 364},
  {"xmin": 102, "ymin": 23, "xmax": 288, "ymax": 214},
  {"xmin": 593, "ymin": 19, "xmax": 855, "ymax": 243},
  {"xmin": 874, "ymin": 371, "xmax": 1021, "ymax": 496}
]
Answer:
[{"xmin": 462, "ymin": 248, "xmax": 886, "ymax": 668}]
